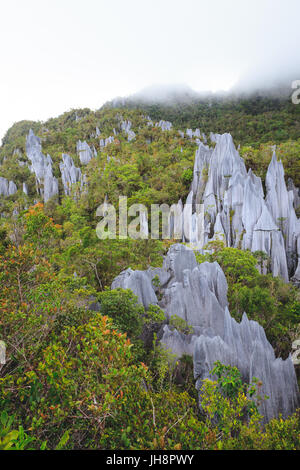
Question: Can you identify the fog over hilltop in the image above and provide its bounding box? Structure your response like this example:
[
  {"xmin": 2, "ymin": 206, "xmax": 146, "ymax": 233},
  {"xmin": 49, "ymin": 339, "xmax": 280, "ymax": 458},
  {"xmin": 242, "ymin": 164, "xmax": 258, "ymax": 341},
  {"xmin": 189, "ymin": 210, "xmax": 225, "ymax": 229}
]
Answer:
[{"xmin": 1, "ymin": 0, "xmax": 300, "ymax": 140}]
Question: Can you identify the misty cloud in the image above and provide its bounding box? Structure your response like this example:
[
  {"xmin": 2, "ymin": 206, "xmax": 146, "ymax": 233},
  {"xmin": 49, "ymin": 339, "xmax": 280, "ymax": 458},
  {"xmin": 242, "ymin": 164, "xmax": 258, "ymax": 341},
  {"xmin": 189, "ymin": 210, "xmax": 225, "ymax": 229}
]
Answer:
[{"xmin": 0, "ymin": 0, "xmax": 300, "ymax": 141}]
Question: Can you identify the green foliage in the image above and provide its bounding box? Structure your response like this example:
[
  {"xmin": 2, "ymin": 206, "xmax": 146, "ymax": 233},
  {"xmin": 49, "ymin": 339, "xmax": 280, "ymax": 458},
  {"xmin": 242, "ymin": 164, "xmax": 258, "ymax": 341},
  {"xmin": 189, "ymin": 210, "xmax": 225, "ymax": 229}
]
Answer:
[
  {"xmin": 120, "ymin": 94, "xmax": 300, "ymax": 149},
  {"xmin": 52, "ymin": 197, "xmax": 164, "ymax": 289},
  {"xmin": 0, "ymin": 100, "xmax": 299, "ymax": 450},
  {"xmin": 23, "ymin": 203, "xmax": 62, "ymax": 250},
  {"xmin": 241, "ymin": 139, "xmax": 300, "ymax": 186},
  {"xmin": 169, "ymin": 315, "xmax": 194, "ymax": 335},
  {"xmin": 0, "ymin": 411, "xmax": 36, "ymax": 450},
  {"xmin": 211, "ymin": 361, "xmax": 244, "ymax": 399},
  {"xmin": 261, "ymin": 411, "xmax": 300, "ymax": 450},
  {"xmin": 1, "ymin": 314, "xmax": 149, "ymax": 449},
  {"xmin": 97, "ymin": 288, "xmax": 144, "ymax": 339},
  {"xmin": 144, "ymin": 304, "xmax": 165, "ymax": 325},
  {"xmin": 151, "ymin": 274, "xmax": 161, "ymax": 289},
  {"xmin": 182, "ymin": 168, "xmax": 193, "ymax": 186},
  {"xmin": 202, "ymin": 242, "xmax": 258, "ymax": 283},
  {"xmin": 198, "ymin": 243, "xmax": 300, "ymax": 357}
]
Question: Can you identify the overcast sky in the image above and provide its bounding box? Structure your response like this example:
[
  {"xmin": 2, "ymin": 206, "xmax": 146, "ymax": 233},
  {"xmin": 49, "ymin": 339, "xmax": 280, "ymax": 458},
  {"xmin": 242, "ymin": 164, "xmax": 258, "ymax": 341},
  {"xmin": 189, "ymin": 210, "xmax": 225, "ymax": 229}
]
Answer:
[{"xmin": 0, "ymin": 0, "xmax": 300, "ymax": 141}]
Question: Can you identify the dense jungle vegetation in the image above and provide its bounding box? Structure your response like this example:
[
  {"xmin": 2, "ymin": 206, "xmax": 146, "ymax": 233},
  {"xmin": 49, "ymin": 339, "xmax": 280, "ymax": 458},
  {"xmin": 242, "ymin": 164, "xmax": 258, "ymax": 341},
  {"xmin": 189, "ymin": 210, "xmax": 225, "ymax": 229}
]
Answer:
[{"xmin": 0, "ymin": 94, "xmax": 299, "ymax": 449}]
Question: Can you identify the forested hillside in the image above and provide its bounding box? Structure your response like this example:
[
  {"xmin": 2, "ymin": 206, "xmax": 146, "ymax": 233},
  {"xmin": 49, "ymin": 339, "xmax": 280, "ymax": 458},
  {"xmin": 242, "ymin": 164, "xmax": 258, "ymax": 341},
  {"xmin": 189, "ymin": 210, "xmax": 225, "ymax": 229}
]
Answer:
[
  {"xmin": 0, "ymin": 94, "xmax": 299, "ymax": 450},
  {"xmin": 115, "ymin": 92, "xmax": 300, "ymax": 144}
]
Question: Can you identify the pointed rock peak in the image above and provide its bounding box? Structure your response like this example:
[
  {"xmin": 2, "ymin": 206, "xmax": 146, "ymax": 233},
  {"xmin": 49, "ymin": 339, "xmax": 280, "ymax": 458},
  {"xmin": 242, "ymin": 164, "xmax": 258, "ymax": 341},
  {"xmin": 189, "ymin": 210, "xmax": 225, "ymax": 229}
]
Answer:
[
  {"xmin": 246, "ymin": 169, "xmax": 264, "ymax": 197},
  {"xmin": 224, "ymin": 306, "xmax": 231, "ymax": 320},
  {"xmin": 26, "ymin": 128, "xmax": 39, "ymax": 142},
  {"xmin": 287, "ymin": 177, "xmax": 297, "ymax": 191},
  {"xmin": 247, "ymin": 168, "xmax": 259, "ymax": 181},
  {"xmin": 214, "ymin": 213, "xmax": 225, "ymax": 234},
  {"xmin": 271, "ymin": 150, "xmax": 277, "ymax": 163},
  {"xmin": 26, "ymin": 129, "xmax": 41, "ymax": 152},
  {"xmin": 254, "ymin": 203, "xmax": 278, "ymax": 231},
  {"xmin": 267, "ymin": 151, "xmax": 282, "ymax": 174},
  {"xmin": 62, "ymin": 153, "xmax": 71, "ymax": 163},
  {"xmin": 198, "ymin": 141, "xmax": 209, "ymax": 151},
  {"xmin": 215, "ymin": 132, "xmax": 235, "ymax": 149},
  {"xmin": 228, "ymin": 170, "xmax": 246, "ymax": 188},
  {"xmin": 241, "ymin": 312, "xmax": 249, "ymax": 323},
  {"xmin": 185, "ymin": 190, "xmax": 193, "ymax": 204}
]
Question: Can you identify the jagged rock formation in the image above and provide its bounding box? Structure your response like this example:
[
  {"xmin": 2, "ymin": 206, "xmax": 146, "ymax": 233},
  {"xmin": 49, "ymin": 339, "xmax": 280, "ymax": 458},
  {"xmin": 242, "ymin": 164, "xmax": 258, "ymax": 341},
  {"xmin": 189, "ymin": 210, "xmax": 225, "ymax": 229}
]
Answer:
[
  {"xmin": 181, "ymin": 128, "xmax": 207, "ymax": 145},
  {"xmin": 145, "ymin": 116, "xmax": 154, "ymax": 127},
  {"xmin": 186, "ymin": 128, "xmax": 200, "ymax": 139},
  {"xmin": 26, "ymin": 130, "xmax": 58, "ymax": 202},
  {"xmin": 22, "ymin": 182, "xmax": 28, "ymax": 195},
  {"xmin": 209, "ymin": 132, "xmax": 222, "ymax": 143},
  {"xmin": 1, "ymin": 113, "xmax": 299, "ymax": 425},
  {"xmin": 292, "ymin": 235, "xmax": 300, "ymax": 287},
  {"xmin": 0, "ymin": 177, "xmax": 17, "ymax": 197},
  {"xmin": 99, "ymin": 136, "xmax": 114, "ymax": 148},
  {"xmin": 4, "ymin": 121, "xmax": 300, "ymax": 284},
  {"xmin": 127, "ymin": 130, "xmax": 136, "ymax": 142},
  {"xmin": 120, "ymin": 120, "xmax": 136, "ymax": 142},
  {"xmin": 59, "ymin": 154, "xmax": 82, "ymax": 196},
  {"xmin": 194, "ymin": 313, "xmax": 300, "ymax": 422},
  {"xmin": 288, "ymin": 178, "xmax": 300, "ymax": 210},
  {"xmin": 111, "ymin": 244, "xmax": 300, "ymax": 422},
  {"xmin": 76, "ymin": 140, "xmax": 95, "ymax": 165},
  {"xmin": 177, "ymin": 133, "xmax": 300, "ymax": 283},
  {"xmin": 120, "ymin": 120, "xmax": 131, "ymax": 134},
  {"xmin": 292, "ymin": 340, "xmax": 300, "ymax": 366},
  {"xmin": 155, "ymin": 120, "xmax": 172, "ymax": 131}
]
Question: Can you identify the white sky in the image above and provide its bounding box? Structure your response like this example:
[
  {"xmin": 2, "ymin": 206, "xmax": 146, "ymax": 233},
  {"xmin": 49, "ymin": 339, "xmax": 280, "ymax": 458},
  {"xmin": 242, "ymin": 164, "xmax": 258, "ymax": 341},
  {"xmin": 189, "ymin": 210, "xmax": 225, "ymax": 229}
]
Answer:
[{"xmin": 0, "ymin": 0, "xmax": 300, "ymax": 141}]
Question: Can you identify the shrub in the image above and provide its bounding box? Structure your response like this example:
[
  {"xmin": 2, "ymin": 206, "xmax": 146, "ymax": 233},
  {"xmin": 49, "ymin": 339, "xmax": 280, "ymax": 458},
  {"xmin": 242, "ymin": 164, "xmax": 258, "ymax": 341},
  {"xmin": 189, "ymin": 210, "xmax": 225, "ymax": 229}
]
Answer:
[
  {"xmin": 1, "ymin": 314, "xmax": 148, "ymax": 449},
  {"xmin": 98, "ymin": 288, "xmax": 144, "ymax": 338},
  {"xmin": 169, "ymin": 315, "xmax": 193, "ymax": 335}
]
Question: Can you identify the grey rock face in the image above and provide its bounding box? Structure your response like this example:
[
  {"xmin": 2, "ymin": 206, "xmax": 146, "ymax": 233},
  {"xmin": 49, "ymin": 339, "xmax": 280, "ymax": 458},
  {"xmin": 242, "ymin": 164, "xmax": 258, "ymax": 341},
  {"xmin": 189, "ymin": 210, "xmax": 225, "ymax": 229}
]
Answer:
[
  {"xmin": 9, "ymin": 181, "xmax": 17, "ymax": 195},
  {"xmin": 209, "ymin": 132, "xmax": 222, "ymax": 143},
  {"xmin": 44, "ymin": 166, "xmax": 59, "ymax": 203},
  {"xmin": 266, "ymin": 153, "xmax": 289, "ymax": 224},
  {"xmin": 194, "ymin": 309, "xmax": 299, "ymax": 422},
  {"xmin": 146, "ymin": 116, "xmax": 154, "ymax": 127},
  {"xmin": 112, "ymin": 268, "xmax": 158, "ymax": 309},
  {"xmin": 288, "ymin": 178, "xmax": 300, "ymax": 210},
  {"xmin": 22, "ymin": 182, "xmax": 28, "ymax": 195},
  {"xmin": 99, "ymin": 136, "xmax": 114, "ymax": 148},
  {"xmin": 191, "ymin": 142, "xmax": 213, "ymax": 205},
  {"xmin": 186, "ymin": 128, "xmax": 193, "ymax": 139},
  {"xmin": 60, "ymin": 154, "xmax": 82, "ymax": 196},
  {"xmin": 127, "ymin": 130, "xmax": 136, "ymax": 142},
  {"xmin": 156, "ymin": 120, "xmax": 172, "ymax": 131},
  {"xmin": 111, "ymin": 243, "xmax": 299, "ymax": 422},
  {"xmin": 26, "ymin": 129, "xmax": 58, "ymax": 202},
  {"xmin": 120, "ymin": 120, "xmax": 136, "ymax": 142},
  {"xmin": 186, "ymin": 128, "xmax": 201, "ymax": 139},
  {"xmin": 161, "ymin": 324, "xmax": 199, "ymax": 358},
  {"xmin": 183, "ymin": 133, "xmax": 299, "ymax": 282},
  {"xmin": 0, "ymin": 177, "xmax": 17, "ymax": 197},
  {"xmin": 121, "ymin": 119, "xmax": 132, "ymax": 134},
  {"xmin": 292, "ymin": 232, "xmax": 300, "ymax": 286},
  {"xmin": 76, "ymin": 140, "xmax": 94, "ymax": 165}
]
